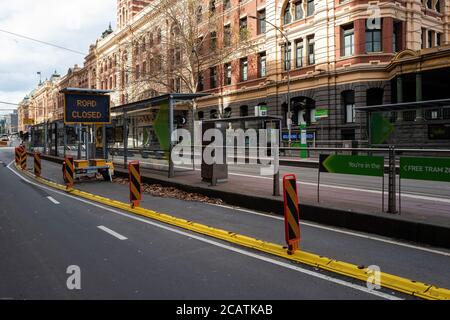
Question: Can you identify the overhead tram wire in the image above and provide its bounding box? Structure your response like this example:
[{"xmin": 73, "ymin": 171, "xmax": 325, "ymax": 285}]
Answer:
[{"xmin": 0, "ymin": 29, "xmax": 87, "ymax": 56}]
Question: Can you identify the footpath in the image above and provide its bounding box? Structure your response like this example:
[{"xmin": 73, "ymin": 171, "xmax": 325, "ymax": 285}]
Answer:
[{"xmin": 26, "ymin": 152, "xmax": 450, "ymax": 249}]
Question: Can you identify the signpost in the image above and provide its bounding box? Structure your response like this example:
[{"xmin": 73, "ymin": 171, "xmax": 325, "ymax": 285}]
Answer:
[
  {"xmin": 318, "ymin": 154, "xmax": 385, "ymax": 210},
  {"xmin": 63, "ymin": 90, "xmax": 111, "ymax": 161},
  {"xmin": 299, "ymin": 122, "xmax": 307, "ymax": 159},
  {"xmin": 399, "ymin": 156, "xmax": 450, "ymax": 214},
  {"xmin": 64, "ymin": 93, "xmax": 111, "ymax": 125},
  {"xmin": 315, "ymin": 109, "xmax": 329, "ymax": 121},
  {"xmin": 400, "ymin": 157, "xmax": 450, "ymax": 182}
]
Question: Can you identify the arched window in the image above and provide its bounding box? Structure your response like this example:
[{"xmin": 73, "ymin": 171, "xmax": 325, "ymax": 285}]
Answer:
[
  {"xmin": 210, "ymin": 109, "xmax": 219, "ymax": 119},
  {"xmin": 224, "ymin": 107, "xmax": 232, "ymax": 118},
  {"xmin": 283, "ymin": 3, "xmax": 292, "ymax": 25},
  {"xmin": 240, "ymin": 105, "xmax": 249, "ymax": 117},
  {"xmin": 157, "ymin": 28, "xmax": 162, "ymax": 44}
]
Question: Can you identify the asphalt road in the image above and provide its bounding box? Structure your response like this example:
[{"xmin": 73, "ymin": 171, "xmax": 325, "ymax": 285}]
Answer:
[{"xmin": 0, "ymin": 147, "xmax": 448, "ymax": 300}]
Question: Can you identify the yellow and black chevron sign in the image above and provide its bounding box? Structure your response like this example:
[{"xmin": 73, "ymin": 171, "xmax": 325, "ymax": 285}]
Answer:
[
  {"xmin": 128, "ymin": 161, "xmax": 142, "ymax": 208},
  {"xmin": 283, "ymin": 174, "xmax": 301, "ymax": 254},
  {"xmin": 19, "ymin": 146, "xmax": 27, "ymax": 170},
  {"xmin": 34, "ymin": 152, "xmax": 42, "ymax": 177},
  {"xmin": 64, "ymin": 156, "xmax": 74, "ymax": 188},
  {"xmin": 15, "ymin": 147, "xmax": 20, "ymax": 165}
]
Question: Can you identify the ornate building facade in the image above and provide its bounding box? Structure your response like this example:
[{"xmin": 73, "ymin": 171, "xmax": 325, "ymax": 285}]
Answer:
[{"xmin": 18, "ymin": 0, "xmax": 450, "ymax": 147}]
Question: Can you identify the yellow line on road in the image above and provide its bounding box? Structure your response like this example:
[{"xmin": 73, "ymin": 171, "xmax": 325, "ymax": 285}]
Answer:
[{"xmin": 16, "ymin": 164, "xmax": 450, "ymax": 300}]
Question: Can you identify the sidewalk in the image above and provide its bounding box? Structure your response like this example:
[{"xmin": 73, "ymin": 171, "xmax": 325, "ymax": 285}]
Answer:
[{"xmin": 26, "ymin": 153, "xmax": 450, "ymax": 248}]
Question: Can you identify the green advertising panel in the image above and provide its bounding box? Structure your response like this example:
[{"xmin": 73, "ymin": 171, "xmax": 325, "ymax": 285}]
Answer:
[
  {"xmin": 371, "ymin": 113, "xmax": 394, "ymax": 145},
  {"xmin": 320, "ymin": 154, "xmax": 384, "ymax": 177},
  {"xmin": 315, "ymin": 109, "xmax": 329, "ymax": 120},
  {"xmin": 153, "ymin": 101, "xmax": 170, "ymax": 152},
  {"xmin": 400, "ymin": 157, "xmax": 450, "ymax": 182}
]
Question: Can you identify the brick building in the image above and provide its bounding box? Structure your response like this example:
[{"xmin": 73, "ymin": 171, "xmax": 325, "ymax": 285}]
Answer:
[{"xmin": 18, "ymin": 0, "xmax": 450, "ymax": 147}]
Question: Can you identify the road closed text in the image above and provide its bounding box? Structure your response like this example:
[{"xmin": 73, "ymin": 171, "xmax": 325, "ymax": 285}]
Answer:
[{"xmin": 64, "ymin": 93, "xmax": 110, "ymax": 124}]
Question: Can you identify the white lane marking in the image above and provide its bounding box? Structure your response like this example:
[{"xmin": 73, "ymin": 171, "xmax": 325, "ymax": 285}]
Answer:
[
  {"xmin": 97, "ymin": 226, "xmax": 128, "ymax": 241},
  {"xmin": 212, "ymin": 204, "xmax": 450, "ymax": 257},
  {"xmin": 47, "ymin": 196, "xmax": 60, "ymax": 205},
  {"xmin": 7, "ymin": 161, "xmax": 401, "ymax": 300}
]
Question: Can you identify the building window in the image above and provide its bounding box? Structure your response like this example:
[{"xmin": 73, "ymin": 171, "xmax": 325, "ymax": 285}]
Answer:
[
  {"xmin": 210, "ymin": 31, "xmax": 217, "ymax": 50},
  {"xmin": 174, "ymin": 77, "xmax": 182, "ymax": 93},
  {"xmin": 283, "ymin": 4, "xmax": 292, "ymax": 25},
  {"xmin": 209, "ymin": 0, "xmax": 215, "ymax": 14},
  {"xmin": 295, "ymin": 39, "xmax": 303, "ymax": 68},
  {"xmin": 224, "ymin": 63, "xmax": 232, "ymax": 85},
  {"xmin": 136, "ymin": 64, "xmax": 140, "ymax": 79},
  {"xmin": 295, "ymin": 1, "xmax": 304, "ymax": 20},
  {"xmin": 284, "ymin": 42, "xmax": 292, "ymax": 71},
  {"xmin": 342, "ymin": 24, "xmax": 354, "ymax": 57},
  {"xmin": 224, "ymin": 107, "xmax": 232, "ymax": 118},
  {"xmin": 257, "ymin": 9, "xmax": 266, "ymax": 35},
  {"xmin": 239, "ymin": 17, "xmax": 248, "ymax": 41},
  {"xmin": 307, "ymin": 0, "xmax": 315, "ymax": 16},
  {"xmin": 342, "ymin": 90, "xmax": 356, "ymax": 123},
  {"xmin": 307, "ymin": 36, "xmax": 315, "ymax": 65},
  {"xmin": 240, "ymin": 58, "xmax": 248, "ymax": 81},
  {"xmin": 428, "ymin": 30, "xmax": 434, "ymax": 48},
  {"xmin": 210, "ymin": 67, "xmax": 218, "ymax": 89},
  {"xmin": 393, "ymin": 22, "xmax": 400, "ymax": 53},
  {"xmin": 240, "ymin": 105, "xmax": 249, "ymax": 117},
  {"xmin": 403, "ymin": 110, "xmax": 416, "ymax": 122},
  {"xmin": 198, "ymin": 111, "xmax": 204, "ymax": 120},
  {"xmin": 258, "ymin": 52, "xmax": 267, "ymax": 77},
  {"xmin": 223, "ymin": 0, "xmax": 231, "ymax": 10},
  {"xmin": 437, "ymin": 33, "xmax": 442, "ymax": 46},
  {"xmin": 224, "ymin": 24, "xmax": 231, "ymax": 47},
  {"xmin": 196, "ymin": 6, "xmax": 202, "ymax": 23},
  {"xmin": 210, "ymin": 109, "xmax": 219, "ymax": 119},
  {"xmin": 366, "ymin": 22, "xmax": 382, "ymax": 52},
  {"xmin": 198, "ymin": 73, "xmax": 204, "ymax": 91}
]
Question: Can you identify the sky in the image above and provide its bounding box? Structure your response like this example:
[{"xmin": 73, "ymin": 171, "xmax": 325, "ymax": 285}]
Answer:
[{"xmin": 0, "ymin": 0, "xmax": 116, "ymax": 114}]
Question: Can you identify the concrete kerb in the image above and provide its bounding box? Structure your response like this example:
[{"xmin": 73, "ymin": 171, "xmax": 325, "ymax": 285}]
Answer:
[
  {"xmin": 29, "ymin": 152, "xmax": 450, "ymax": 249},
  {"xmin": 13, "ymin": 160, "xmax": 450, "ymax": 300}
]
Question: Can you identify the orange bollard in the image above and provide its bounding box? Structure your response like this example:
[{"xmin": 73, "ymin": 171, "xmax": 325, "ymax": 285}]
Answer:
[{"xmin": 283, "ymin": 174, "xmax": 301, "ymax": 255}]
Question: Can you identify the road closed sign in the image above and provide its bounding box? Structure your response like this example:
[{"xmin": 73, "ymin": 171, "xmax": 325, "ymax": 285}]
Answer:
[
  {"xmin": 319, "ymin": 154, "xmax": 384, "ymax": 177},
  {"xmin": 64, "ymin": 93, "xmax": 111, "ymax": 124},
  {"xmin": 400, "ymin": 157, "xmax": 450, "ymax": 182}
]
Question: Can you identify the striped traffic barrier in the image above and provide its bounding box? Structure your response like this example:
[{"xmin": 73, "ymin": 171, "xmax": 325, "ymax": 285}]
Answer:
[
  {"xmin": 15, "ymin": 147, "xmax": 20, "ymax": 165},
  {"xmin": 34, "ymin": 152, "xmax": 42, "ymax": 177},
  {"xmin": 64, "ymin": 156, "xmax": 74, "ymax": 189},
  {"xmin": 283, "ymin": 174, "xmax": 301, "ymax": 255},
  {"xmin": 128, "ymin": 161, "xmax": 142, "ymax": 208},
  {"xmin": 19, "ymin": 146, "xmax": 27, "ymax": 170}
]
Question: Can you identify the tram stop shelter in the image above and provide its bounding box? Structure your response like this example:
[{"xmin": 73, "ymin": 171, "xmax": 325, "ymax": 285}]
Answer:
[
  {"xmin": 356, "ymin": 98, "xmax": 450, "ymax": 147},
  {"xmin": 110, "ymin": 93, "xmax": 210, "ymax": 178}
]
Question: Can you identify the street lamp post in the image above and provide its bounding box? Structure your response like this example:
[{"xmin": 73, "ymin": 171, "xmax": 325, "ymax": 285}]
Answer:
[{"xmin": 249, "ymin": 16, "xmax": 292, "ymax": 150}]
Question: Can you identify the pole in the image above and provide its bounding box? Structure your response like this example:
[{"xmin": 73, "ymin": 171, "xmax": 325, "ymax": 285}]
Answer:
[
  {"xmin": 63, "ymin": 125, "xmax": 67, "ymax": 158},
  {"xmin": 77, "ymin": 124, "xmax": 82, "ymax": 160},
  {"xmin": 169, "ymin": 96, "xmax": 175, "ymax": 178},
  {"xmin": 124, "ymin": 112, "xmax": 128, "ymax": 169},
  {"xmin": 388, "ymin": 145, "xmax": 397, "ymax": 214},
  {"xmin": 103, "ymin": 125, "xmax": 107, "ymax": 160}
]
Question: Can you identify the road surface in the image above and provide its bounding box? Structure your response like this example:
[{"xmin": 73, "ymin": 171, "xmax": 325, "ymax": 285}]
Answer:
[{"xmin": 0, "ymin": 147, "xmax": 449, "ymax": 300}]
